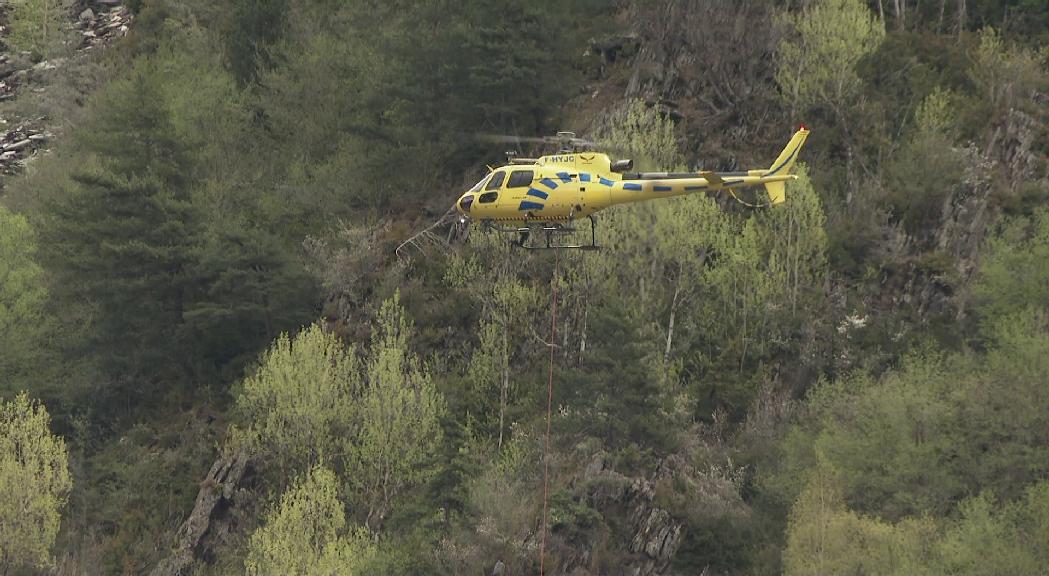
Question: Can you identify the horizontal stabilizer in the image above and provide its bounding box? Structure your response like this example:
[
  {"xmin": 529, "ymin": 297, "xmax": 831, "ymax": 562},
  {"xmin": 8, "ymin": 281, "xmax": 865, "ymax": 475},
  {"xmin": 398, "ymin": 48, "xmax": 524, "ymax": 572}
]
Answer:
[
  {"xmin": 765, "ymin": 180, "xmax": 786, "ymax": 205},
  {"xmin": 699, "ymin": 170, "xmax": 723, "ymax": 185}
]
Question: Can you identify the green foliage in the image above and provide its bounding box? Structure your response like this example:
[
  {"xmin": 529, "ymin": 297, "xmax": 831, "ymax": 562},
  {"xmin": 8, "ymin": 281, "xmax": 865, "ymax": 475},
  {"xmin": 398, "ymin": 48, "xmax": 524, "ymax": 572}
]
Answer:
[
  {"xmin": 37, "ymin": 62, "xmax": 199, "ymax": 397},
  {"xmin": 73, "ymin": 62, "xmax": 191, "ymax": 186},
  {"xmin": 777, "ymin": 0, "xmax": 885, "ymax": 113},
  {"xmin": 937, "ymin": 482, "xmax": 1049, "ymax": 575},
  {"xmin": 574, "ymin": 99, "xmax": 826, "ymax": 421},
  {"xmin": 548, "ymin": 489, "xmax": 603, "ymax": 544},
  {"xmin": 447, "ymin": 238, "xmax": 539, "ymax": 448},
  {"xmin": 238, "ymin": 294, "xmax": 444, "ymax": 531},
  {"xmin": 7, "ymin": 0, "xmax": 1047, "ymax": 571},
  {"xmin": 601, "ymin": 99, "xmax": 683, "ymax": 171},
  {"xmin": 807, "ymin": 359, "xmax": 962, "ymax": 519},
  {"xmin": 350, "ymin": 292, "xmax": 444, "ymax": 528},
  {"xmin": 222, "ymin": 0, "xmax": 289, "ymax": 85},
  {"xmin": 435, "ymin": 0, "xmax": 573, "ymax": 132},
  {"xmin": 969, "ymin": 27, "xmax": 1048, "ymax": 116},
  {"xmin": 563, "ymin": 294, "xmax": 683, "ymax": 451},
  {"xmin": 693, "ymin": 217, "xmax": 782, "ymax": 412},
  {"xmin": 787, "ymin": 316, "xmax": 1049, "ymax": 525},
  {"xmin": 783, "ymin": 468, "xmax": 1049, "ymax": 574},
  {"xmin": 6, "ymin": 0, "xmax": 66, "ymax": 58},
  {"xmin": 857, "ymin": 31, "xmax": 973, "ymax": 137},
  {"xmin": 0, "ymin": 205, "xmax": 47, "ymax": 396},
  {"xmin": 762, "ymin": 164, "xmax": 828, "ymax": 316},
  {"xmin": 973, "ymin": 210, "xmax": 1049, "ymax": 325},
  {"xmin": 783, "ymin": 464, "xmax": 937, "ymax": 576},
  {"xmin": 184, "ymin": 224, "xmax": 319, "ymax": 381},
  {"xmin": 245, "ymin": 466, "xmax": 375, "ymax": 576},
  {"xmin": 460, "ymin": 426, "xmax": 542, "ymax": 572},
  {"xmin": 883, "ymin": 90, "xmax": 967, "ymax": 239},
  {"xmin": 236, "ymin": 324, "xmax": 359, "ymax": 476},
  {"xmin": 67, "ymin": 413, "xmax": 217, "ymax": 574},
  {"xmin": 249, "ymin": 0, "xmax": 580, "ymax": 217},
  {"xmin": 0, "ymin": 393, "xmax": 71, "ymax": 572},
  {"xmin": 31, "ymin": 39, "xmax": 318, "ymax": 410}
]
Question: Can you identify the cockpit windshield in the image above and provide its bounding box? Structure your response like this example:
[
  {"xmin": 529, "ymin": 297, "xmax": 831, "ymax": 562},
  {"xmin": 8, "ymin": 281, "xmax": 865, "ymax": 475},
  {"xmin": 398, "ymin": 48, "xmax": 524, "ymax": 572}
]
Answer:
[{"xmin": 468, "ymin": 175, "xmax": 488, "ymax": 193}]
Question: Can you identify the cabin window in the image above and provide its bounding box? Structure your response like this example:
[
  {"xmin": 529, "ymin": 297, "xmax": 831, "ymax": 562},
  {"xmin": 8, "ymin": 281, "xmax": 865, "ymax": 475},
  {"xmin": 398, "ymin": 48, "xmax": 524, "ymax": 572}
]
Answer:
[
  {"xmin": 478, "ymin": 191, "xmax": 499, "ymax": 203},
  {"xmin": 485, "ymin": 171, "xmax": 506, "ymax": 191},
  {"xmin": 507, "ymin": 170, "xmax": 534, "ymax": 188}
]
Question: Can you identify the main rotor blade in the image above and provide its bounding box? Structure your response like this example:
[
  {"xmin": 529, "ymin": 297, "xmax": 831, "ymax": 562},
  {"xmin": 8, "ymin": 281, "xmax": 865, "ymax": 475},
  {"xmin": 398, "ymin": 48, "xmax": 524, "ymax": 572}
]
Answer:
[
  {"xmin": 476, "ymin": 134, "xmax": 557, "ymax": 145},
  {"xmin": 476, "ymin": 133, "xmax": 636, "ymax": 156}
]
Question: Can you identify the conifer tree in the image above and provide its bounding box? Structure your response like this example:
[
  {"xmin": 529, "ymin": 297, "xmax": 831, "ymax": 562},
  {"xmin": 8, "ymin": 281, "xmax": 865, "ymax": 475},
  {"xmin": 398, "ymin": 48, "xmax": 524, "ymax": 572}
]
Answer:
[
  {"xmin": 183, "ymin": 224, "xmax": 319, "ymax": 379},
  {"xmin": 223, "ymin": 0, "xmax": 289, "ymax": 86},
  {"xmin": 38, "ymin": 63, "xmax": 199, "ymax": 396}
]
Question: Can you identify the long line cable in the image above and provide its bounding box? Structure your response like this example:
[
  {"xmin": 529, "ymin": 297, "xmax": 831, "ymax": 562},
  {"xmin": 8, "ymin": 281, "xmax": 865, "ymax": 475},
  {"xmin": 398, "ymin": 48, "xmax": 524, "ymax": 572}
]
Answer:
[{"xmin": 539, "ymin": 249, "xmax": 560, "ymax": 575}]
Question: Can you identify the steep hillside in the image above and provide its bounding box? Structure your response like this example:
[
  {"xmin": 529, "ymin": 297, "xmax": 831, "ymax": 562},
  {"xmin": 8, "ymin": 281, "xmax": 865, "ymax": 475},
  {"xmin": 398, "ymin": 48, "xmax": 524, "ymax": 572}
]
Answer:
[{"xmin": 0, "ymin": 0, "xmax": 1047, "ymax": 575}]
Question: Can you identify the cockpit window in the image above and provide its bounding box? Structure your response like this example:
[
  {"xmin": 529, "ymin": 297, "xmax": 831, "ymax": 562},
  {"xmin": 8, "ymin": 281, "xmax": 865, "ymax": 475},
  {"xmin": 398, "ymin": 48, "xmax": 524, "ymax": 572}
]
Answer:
[
  {"xmin": 478, "ymin": 191, "xmax": 498, "ymax": 203},
  {"xmin": 468, "ymin": 176, "xmax": 487, "ymax": 193},
  {"xmin": 485, "ymin": 171, "xmax": 506, "ymax": 191},
  {"xmin": 507, "ymin": 170, "xmax": 534, "ymax": 188}
]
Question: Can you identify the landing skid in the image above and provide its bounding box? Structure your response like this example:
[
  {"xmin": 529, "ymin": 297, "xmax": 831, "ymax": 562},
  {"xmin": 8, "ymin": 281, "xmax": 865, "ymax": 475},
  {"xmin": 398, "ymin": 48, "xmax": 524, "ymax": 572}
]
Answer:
[{"xmin": 483, "ymin": 215, "xmax": 601, "ymax": 251}]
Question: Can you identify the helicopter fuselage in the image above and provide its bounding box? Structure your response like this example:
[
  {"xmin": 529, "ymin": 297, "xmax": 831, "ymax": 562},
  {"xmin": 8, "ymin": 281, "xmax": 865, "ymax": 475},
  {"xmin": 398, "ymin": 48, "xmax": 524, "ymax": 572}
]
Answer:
[{"xmin": 455, "ymin": 127, "xmax": 809, "ymax": 226}]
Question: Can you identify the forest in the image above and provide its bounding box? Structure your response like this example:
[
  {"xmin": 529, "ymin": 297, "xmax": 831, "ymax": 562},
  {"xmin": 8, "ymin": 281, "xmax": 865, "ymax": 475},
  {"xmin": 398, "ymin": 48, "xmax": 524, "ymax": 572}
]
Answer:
[{"xmin": 0, "ymin": 0, "xmax": 1048, "ymax": 574}]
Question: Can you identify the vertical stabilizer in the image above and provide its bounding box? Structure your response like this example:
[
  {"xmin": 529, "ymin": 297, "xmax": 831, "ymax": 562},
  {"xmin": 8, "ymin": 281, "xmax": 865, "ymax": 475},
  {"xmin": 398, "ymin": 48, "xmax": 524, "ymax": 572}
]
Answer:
[{"xmin": 766, "ymin": 127, "xmax": 810, "ymax": 177}]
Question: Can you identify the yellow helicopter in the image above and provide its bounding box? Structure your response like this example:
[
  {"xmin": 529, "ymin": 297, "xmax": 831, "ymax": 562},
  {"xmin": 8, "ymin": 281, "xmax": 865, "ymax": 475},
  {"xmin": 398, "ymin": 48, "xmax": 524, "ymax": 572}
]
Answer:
[{"xmin": 456, "ymin": 126, "xmax": 810, "ymax": 249}]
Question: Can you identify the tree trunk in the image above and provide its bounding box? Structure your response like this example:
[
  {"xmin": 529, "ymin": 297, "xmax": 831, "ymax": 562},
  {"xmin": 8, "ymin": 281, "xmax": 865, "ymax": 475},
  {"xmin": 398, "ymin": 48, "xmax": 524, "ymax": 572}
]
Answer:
[
  {"xmin": 791, "ymin": 212, "xmax": 801, "ymax": 317},
  {"xmin": 562, "ymin": 317, "xmax": 570, "ymax": 360},
  {"xmin": 579, "ymin": 304, "xmax": 588, "ymax": 358},
  {"xmin": 498, "ymin": 328, "xmax": 510, "ymax": 450},
  {"xmin": 664, "ymin": 279, "xmax": 681, "ymax": 365},
  {"xmin": 956, "ymin": 0, "xmax": 967, "ymax": 35}
]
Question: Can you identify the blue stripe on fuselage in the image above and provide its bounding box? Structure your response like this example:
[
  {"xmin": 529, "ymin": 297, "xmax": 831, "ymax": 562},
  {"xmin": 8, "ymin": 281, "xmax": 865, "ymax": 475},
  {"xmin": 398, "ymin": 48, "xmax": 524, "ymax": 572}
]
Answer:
[
  {"xmin": 623, "ymin": 183, "xmax": 643, "ymax": 191},
  {"xmin": 539, "ymin": 178, "xmax": 559, "ymax": 190},
  {"xmin": 556, "ymin": 172, "xmax": 572, "ymax": 183},
  {"xmin": 526, "ymin": 188, "xmax": 548, "ymax": 200},
  {"xmin": 654, "ymin": 185, "xmax": 672, "ymax": 192},
  {"xmin": 518, "ymin": 201, "xmax": 545, "ymax": 211}
]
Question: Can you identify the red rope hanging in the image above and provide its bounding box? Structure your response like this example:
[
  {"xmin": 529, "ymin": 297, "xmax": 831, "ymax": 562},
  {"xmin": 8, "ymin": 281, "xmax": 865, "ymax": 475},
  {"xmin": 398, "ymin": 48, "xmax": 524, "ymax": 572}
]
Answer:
[{"xmin": 539, "ymin": 250, "xmax": 560, "ymax": 575}]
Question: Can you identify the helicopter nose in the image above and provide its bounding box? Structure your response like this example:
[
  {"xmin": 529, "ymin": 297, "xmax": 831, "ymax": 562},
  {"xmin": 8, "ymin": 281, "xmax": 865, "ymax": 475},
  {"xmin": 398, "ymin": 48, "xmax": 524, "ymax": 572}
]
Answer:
[{"xmin": 458, "ymin": 194, "xmax": 474, "ymax": 214}]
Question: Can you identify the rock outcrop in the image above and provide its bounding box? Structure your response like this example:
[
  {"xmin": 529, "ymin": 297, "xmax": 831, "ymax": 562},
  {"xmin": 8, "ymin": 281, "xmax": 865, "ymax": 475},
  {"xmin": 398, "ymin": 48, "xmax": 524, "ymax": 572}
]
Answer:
[
  {"xmin": 0, "ymin": 0, "xmax": 133, "ymax": 188},
  {"xmin": 149, "ymin": 449, "xmax": 253, "ymax": 576},
  {"xmin": 75, "ymin": 3, "xmax": 132, "ymax": 51},
  {"xmin": 570, "ymin": 452, "xmax": 686, "ymax": 576}
]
